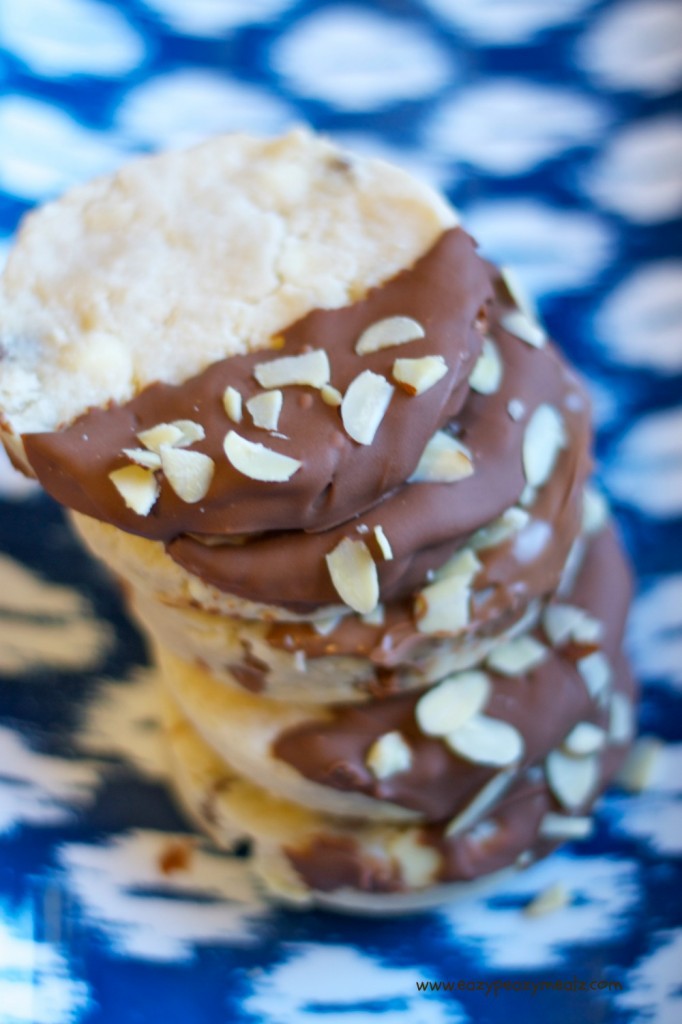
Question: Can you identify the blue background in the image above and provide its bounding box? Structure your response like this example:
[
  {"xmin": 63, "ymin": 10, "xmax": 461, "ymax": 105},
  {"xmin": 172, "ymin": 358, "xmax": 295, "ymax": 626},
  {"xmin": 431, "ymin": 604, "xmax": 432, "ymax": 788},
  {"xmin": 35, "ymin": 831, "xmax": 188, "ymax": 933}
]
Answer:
[{"xmin": 0, "ymin": 1, "xmax": 680, "ymax": 1021}]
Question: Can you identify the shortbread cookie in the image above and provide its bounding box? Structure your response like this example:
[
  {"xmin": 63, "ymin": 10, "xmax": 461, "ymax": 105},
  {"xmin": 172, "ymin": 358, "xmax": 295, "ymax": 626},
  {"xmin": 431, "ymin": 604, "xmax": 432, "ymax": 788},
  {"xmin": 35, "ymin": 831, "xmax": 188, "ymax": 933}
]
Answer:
[
  {"xmin": 165, "ymin": 267, "xmax": 591, "ymax": 611},
  {"xmin": 25, "ymin": 254, "xmax": 590, "ymax": 620},
  {"xmin": 164, "ymin": 696, "xmax": 518, "ymax": 911},
  {"xmin": 0, "ymin": 128, "xmax": 454, "ymax": 445},
  {"xmin": 127, "ymin": 583, "xmax": 539, "ymax": 705},
  {"xmin": 158, "ymin": 526, "xmax": 635, "ymax": 825},
  {"xmin": 164, "ymin": 606, "xmax": 634, "ymax": 913},
  {"xmin": 167, "ymin": 696, "xmax": 633, "ymax": 911},
  {"xmin": 161, "ymin": 527, "xmax": 635, "ymax": 910},
  {"xmin": 0, "ymin": 129, "xmax": 636, "ymax": 914}
]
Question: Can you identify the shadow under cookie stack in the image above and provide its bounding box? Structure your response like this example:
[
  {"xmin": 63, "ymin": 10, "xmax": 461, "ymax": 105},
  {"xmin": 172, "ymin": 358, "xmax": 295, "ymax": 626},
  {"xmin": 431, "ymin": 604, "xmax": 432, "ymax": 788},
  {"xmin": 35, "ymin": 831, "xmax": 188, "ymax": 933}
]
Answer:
[{"xmin": 0, "ymin": 130, "xmax": 637, "ymax": 911}]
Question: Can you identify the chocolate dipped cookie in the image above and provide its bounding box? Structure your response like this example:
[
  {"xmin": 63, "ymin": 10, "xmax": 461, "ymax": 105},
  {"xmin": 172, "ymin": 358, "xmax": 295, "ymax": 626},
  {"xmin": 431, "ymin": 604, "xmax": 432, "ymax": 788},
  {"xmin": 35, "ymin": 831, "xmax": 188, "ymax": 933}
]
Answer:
[{"xmin": 0, "ymin": 128, "xmax": 636, "ymax": 911}]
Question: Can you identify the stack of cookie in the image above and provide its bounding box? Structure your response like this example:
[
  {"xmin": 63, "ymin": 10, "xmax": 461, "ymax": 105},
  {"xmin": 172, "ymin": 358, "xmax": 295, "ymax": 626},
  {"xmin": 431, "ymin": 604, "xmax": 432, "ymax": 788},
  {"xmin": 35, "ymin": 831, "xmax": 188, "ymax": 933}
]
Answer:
[{"xmin": 0, "ymin": 130, "xmax": 636, "ymax": 911}]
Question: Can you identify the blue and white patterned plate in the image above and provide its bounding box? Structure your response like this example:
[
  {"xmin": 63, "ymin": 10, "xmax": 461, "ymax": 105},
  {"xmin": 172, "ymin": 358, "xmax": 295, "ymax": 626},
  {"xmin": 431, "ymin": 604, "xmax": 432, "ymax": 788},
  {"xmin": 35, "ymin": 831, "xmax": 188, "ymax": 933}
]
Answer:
[{"xmin": 1, "ymin": 2, "xmax": 681, "ymax": 1021}]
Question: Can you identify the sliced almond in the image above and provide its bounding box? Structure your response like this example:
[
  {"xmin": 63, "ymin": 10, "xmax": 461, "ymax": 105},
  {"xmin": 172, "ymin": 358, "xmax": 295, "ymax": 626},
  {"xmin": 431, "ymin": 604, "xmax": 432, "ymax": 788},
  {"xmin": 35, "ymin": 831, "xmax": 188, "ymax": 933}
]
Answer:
[
  {"xmin": 320, "ymin": 384, "xmax": 342, "ymax": 407},
  {"xmin": 467, "ymin": 820, "xmax": 499, "ymax": 845},
  {"xmin": 109, "ymin": 465, "xmax": 159, "ymax": 516},
  {"xmin": 577, "ymin": 652, "xmax": 612, "ymax": 700},
  {"xmin": 513, "ymin": 520, "xmax": 553, "ymax": 565},
  {"xmin": 486, "ymin": 636, "xmax": 548, "ymax": 677},
  {"xmin": 416, "ymin": 671, "xmax": 491, "ymax": 737},
  {"xmin": 543, "ymin": 604, "xmax": 603, "ymax": 648},
  {"xmin": 582, "ymin": 485, "xmax": 609, "ymax": 535},
  {"xmin": 557, "ymin": 538, "xmax": 586, "ymax": 598},
  {"xmin": 524, "ymin": 883, "xmax": 570, "ymax": 918},
  {"xmin": 171, "ymin": 420, "xmax": 206, "ymax": 447},
  {"xmin": 522, "ymin": 404, "xmax": 566, "ymax": 488},
  {"xmin": 573, "ymin": 618, "xmax": 604, "ymax": 647},
  {"xmin": 366, "ymin": 731, "xmax": 412, "ymax": 779},
  {"xmin": 122, "ymin": 447, "xmax": 162, "ymax": 470},
  {"xmin": 501, "ymin": 266, "xmax": 539, "ymax": 322},
  {"xmin": 392, "ymin": 355, "xmax": 448, "ymax": 396},
  {"xmin": 246, "ymin": 390, "xmax": 283, "ymax": 431},
  {"xmin": 501, "ymin": 309, "xmax": 546, "ymax": 349},
  {"xmin": 609, "ymin": 692, "xmax": 634, "ymax": 745},
  {"xmin": 562, "ymin": 722, "xmax": 607, "ymax": 756},
  {"xmin": 446, "ymin": 714, "xmax": 525, "ymax": 767},
  {"xmin": 507, "ymin": 398, "xmax": 526, "ymax": 421},
  {"xmin": 355, "ymin": 315, "xmax": 425, "ymax": 355},
  {"xmin": 469, "ymin": 338, "xmax": 503, "ymax": 395},
  {"xmin": 388, "ymin": 831, "xmax": 440, "ymax": 888},
  {"xmin": 223, "ymin": 431, "xmax": 301, "ymax": 482},
  {"xmin": 444, "ymin": 770, "xmax": 514, "ymax": 836},
  {"xmin": 434, "ymin": 548, "xmax": 481, "ymax": 582},
  {"xmin": 409, "ymin": 432, "xmax": 474, "ymax": 484},
  {"xmin": 616, "ymin": 737, "xmax": 662, "ymax": 793},
  {"xmin": 340, "ymin": 370, "xmax": 394, "ymax": 445},
  {"xmin": 470, "ymin": 508, "xmax": 529, "ymax": 551},
  {"xmin": 539, "ymin": 813, "xmax": 593, "ymax": 840},
  {"xmin": 254, "ymin": 349, "xmax": 330, "ymax": 389},
  {"xmin": 159, "ymin": 446, "xmax": 214, "ymax": 503},
  {"xmin": 415, "ymin": 572, "xmax": 471, "ymax": 635},
  {"xmin": 137, "ymin": 422, "xmax": 184, "ymax": 453},
  {"xmin": 223, "ymin": 386, "xmax": 243, "ymax": 423},
  {"xmin": 361, "ymin": 604, "xmax": 385, "ymax": 626},
  {"xmin": 325, "ymin": 537, "xmax": 379, "ymax": 615},
  {"xmin": 373, "ymin": 525, "xmax": 393, "ymax": 561},
  {"xmin": 546, "ymin": 749, "xmax": 599, "ymax": 809},
  {"xmin": 519, "ymin": 483, "xmax": 537, "ymax": 507}
]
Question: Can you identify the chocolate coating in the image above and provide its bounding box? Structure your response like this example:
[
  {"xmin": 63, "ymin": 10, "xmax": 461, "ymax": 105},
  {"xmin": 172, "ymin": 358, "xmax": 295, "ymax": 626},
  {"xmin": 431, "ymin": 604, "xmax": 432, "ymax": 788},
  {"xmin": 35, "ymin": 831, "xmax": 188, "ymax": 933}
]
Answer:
[
  {"xmin": 286, "ymin": 836, "xmax": 403, "ymax": 894},
  {"xmin": 273, "ymin": 526, "xmax": 634, "ymax": 821},
  {"xmin": 168, "ymin": 284, "xmax": 591, "ymax": 610},
  {"xmin": 22, "ymin": 229, "xmax": 591, "ymax": 613},
  {"xmin": 12, "ymin": 194, "xmax": 636, "ymax": 903},
  {"xmin": 284, "ymin": 529, "xmax": 636, "ymax": 893},
  {"xmin": 23, "ymin": 228, "xmax": 489, "ymax": 539},
  {"xmin": 428, "ymin": 778, "xmax": 551, "ymax": 882},
  {"xmin": 262, "ymin": 456, "xmax": 583, "ymax": 676}
]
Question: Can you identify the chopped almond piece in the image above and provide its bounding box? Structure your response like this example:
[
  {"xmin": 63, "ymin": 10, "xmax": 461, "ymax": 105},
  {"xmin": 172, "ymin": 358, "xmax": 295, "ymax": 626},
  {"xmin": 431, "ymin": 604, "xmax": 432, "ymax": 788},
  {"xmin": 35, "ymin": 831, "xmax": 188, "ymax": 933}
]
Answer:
[
  {"xmin": 223, "ymin": 431, "xmax": 301, "ymax": 482},
  {"xmin": 109, "ymin": 465, "xmax": 159, "ymax": 516},
  {"xmin": 246, "ymin": 390, "xmax": 283, "ymax": 431},
  {"xmin": 355, "ymin": 315, "xmax": 424, "ymax": 355},
  {"xmin": 223, "ymin": 386, "xmax": 243, "ymax": 423},
  {"xmin": 341, "ymin": 370, "xmax": 393, "ymax": 445},
  {"xmin": 392, "ymin": 355, "xmax": 448, "ymax": 395},
  {"xmin": 325, "ymin": 537, "xmax": 379, "ymax": 614},
  {"xmin": 160, "ymin": 446, "xmax": 214, "ymax": 503},
  {"xmin": 254, "ymin": 349, "xmax": 330, "ymax": 389}
]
